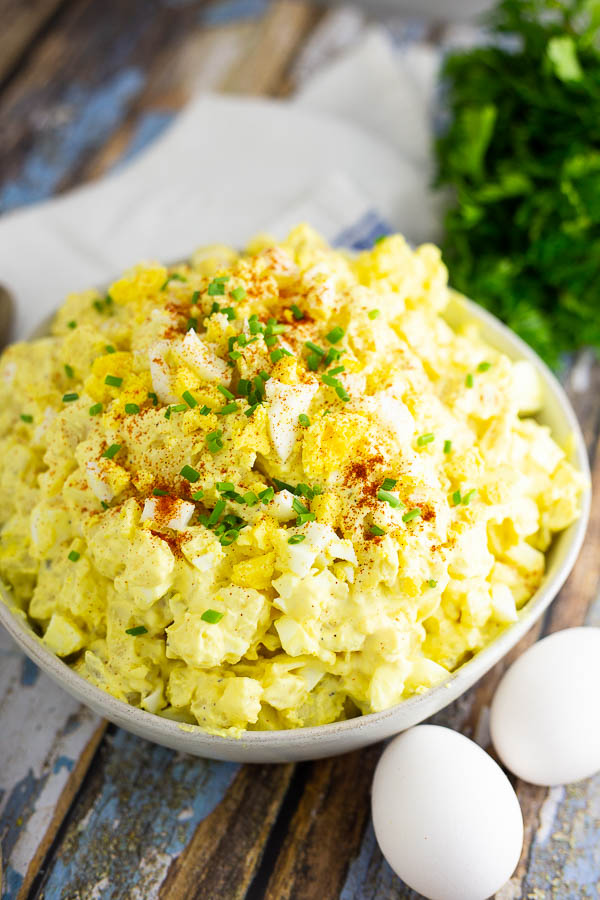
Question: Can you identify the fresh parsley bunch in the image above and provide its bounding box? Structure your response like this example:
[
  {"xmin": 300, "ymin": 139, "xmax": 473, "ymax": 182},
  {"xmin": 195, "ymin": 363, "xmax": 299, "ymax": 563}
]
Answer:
[{"xmin": 436, "ymin": 0, "xmax": 600, "ymax": 368}]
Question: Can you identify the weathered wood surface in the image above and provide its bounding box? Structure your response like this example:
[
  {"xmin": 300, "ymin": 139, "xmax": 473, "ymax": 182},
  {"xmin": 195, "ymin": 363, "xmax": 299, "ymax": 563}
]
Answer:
[{"xmin": 0, "ymin": 2, "xmax": 599, "ymax": 898}]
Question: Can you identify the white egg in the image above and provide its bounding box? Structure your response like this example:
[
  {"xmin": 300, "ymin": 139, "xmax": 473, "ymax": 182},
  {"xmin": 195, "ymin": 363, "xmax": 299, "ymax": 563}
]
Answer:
[
  {"xmin": 371, "ymin": 725, "xmax": 523, "ymax": 900},
  {"xmin": 490, "ymin": 627, "xmax": 600, "ymax": 786}
]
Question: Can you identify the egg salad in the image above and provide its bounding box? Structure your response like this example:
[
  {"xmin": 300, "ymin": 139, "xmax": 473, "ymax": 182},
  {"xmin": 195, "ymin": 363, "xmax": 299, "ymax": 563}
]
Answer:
[{"xmin": 0, "ymin": 226, "xmax": 584, "ymax": 735}]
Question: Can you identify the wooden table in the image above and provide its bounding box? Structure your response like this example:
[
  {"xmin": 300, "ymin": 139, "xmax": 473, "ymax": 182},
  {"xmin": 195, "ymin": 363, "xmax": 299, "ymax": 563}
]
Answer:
[{"xmin": 1, "ymin": 2, "xmax": 599, "ymax": 898}]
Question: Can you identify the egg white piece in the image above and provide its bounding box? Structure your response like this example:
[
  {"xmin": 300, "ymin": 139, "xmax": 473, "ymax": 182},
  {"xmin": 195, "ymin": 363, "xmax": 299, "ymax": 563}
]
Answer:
[
  {"xmin": 265, "ymin": 378, "xmax": 318, "ymax": 462},
  {"xmin": 178, "ymin": 328, "xmax": 228, "ymax": 382},
  {"xmin": 372, "ymin": 725, "xmax": 523, "ymax": 900},
  {"xmin": 490, "ymin": 627, "xmax": 600, "ymax": 786}
]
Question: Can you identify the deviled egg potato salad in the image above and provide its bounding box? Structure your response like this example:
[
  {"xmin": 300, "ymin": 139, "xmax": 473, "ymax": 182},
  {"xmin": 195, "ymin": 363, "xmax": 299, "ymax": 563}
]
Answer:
[{"xmin": 0, "ymin": 226, "xmax": 583, "ymax": 735}]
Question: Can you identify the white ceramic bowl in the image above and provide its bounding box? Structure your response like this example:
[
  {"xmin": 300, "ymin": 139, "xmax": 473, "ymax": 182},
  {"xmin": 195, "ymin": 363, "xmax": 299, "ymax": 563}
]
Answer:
[{"xmin": 0, "ymin": 293, "xmax": 590, "ymax": 762}]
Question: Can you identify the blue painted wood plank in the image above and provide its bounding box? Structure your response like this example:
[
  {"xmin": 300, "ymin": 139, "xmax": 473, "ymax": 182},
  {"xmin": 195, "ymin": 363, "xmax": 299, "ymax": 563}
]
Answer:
[{"xmin": 39, "ymin": 728, "xmax": 238, "ymax": 899}]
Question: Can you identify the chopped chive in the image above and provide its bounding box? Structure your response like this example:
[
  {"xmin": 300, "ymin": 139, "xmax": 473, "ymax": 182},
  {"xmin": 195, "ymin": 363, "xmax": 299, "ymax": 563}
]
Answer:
[
  {"xmin": 230, "ymin": 286, "xmax": 246, "ymax": 302},
  {"xmin": 243, "ymin": 491, "xmax": 259, "ymax": 506},
  {"xmin": 427, "ymin": 579, "xmax": 437, "ymax": 588},
  {"xmin": 199, "ymin": 405, "xmax": 211, "ymax": 415},
  {"xmin": 465, "ymin": 373, "xmax": 474, "ymax": 388},
  {"xmin": 208, "ymin": 500, "xmax": 226, "ymax": 526},
  {"xmin": 220, "ymin": 529, "xmax": 241, "ymax": 546},
  {"xmin": 270, "ymin": 348, "xmax": 284, "ymax": 364},
  {"xmin": 93, "ymin": 299, "xmax": 104, "ymax": 313},
  {"xmin": 171, "ymin": 403, "xmax": 188, "ymax": 413},
  {"xmin": 206, "ymin": 430, "xmax": 224, "ymax": 453},
  {"xmin": 180, "ymin": 464, "xmax": 200, "ymax": 482},
  {"xmin": 377, "ymin": 489, "xmax": 402, "ymax": 508},
  {"xmin": 290, "ymin": 304, "xmax": 304, "ymax": 320},
  {"xmin": 229, "ymin": 351, "xmax": 242, "ymax": 362},
  {"xmin": 67, "ymin": 320, "xmax": 77, "ymax": 329},
  {"xmin": 329, "ymin": 366, "xmax": 345, "ymax": 376},
  {"xmin": 153, "ymin": 489, "xmax": 168, "ymax": 496},
  {"xmin": 64, "ymin": 364, "xmax": 74, "ymax": 378},
  {"xmin": 370, "ymin": 524, "xmax": 386, "ymax": 536},
  {"xmin": 373, "ymin": 234, "xmax": 387, "ymax": 245},
  {"xmin": 191, "ymin": 290, "xmax": 200, "ymax": 304},
  {"xmin": 217, "ymin": 384, "xmax": 235, "ymax": 400},
  {"xmin": 164, "ymin": 407, "xmax": 172, "ymax": 419},
  {"xmin": 125, "ymin": 625, "xmax": 148, "ymax": 636},
  {"xmin": 244, "ymin": 403, "xmax": 259, "ymax": 417},
  {"xmin": 147, "ymin": 392, "xmax": 158, "ymax": 406},
  {"xmin": 105, "ymin": 345, "xmax": 116, "ymax": 354},
  {"xmin": 325, "ymin": 325, "xmax": 345, "ymax": 344},
  {"xmin": 20, "ymin": 414, "xmax": 33, "ymax": 423},
  {"xmin": 207, "ymin": 279, "xmax": 227, "ymax": 296},
  {"xmin": 182, "ymin": 390, "xmax": 197, "ymax": 408},
  {"xmin": 402, "ymin": 508, "xmax": 422, "ymax": 523},
  {"xmin": 462, "ymin": 489, "xmax": 477, "ymax": 505},
  {"xmin": 368, "ymin": 309, "xmax": 380, "ymax": 320},
  {"xmin": 211, "ymin": 302, "xmax": 220, "ymax": 315},
  {"xmin": 477, "ymin": 361, "xmax": 492, "ymax": 372},
  {"xmin": 273, "ymin": 478, "xmax": 296, "ymax": 493},
  {"xmin": 335, "ymin": 385, "xmax": 350, "ymax": 402},
  {"xmin": 161, "ymin": 273, "xmax": 187, "ymax": 290},
  {"xmin": 292, "ymin": 497, "xmax": 310, "ymax": 515},
  {"xmin": 307, "ymin": 353, "xmax": 320, "ymax": 371},
  {"xmin": 298, "ymin": 414, "xmax": 310, "ymax": 428},
  {"xmin": 222, "ymin": 307, "xmax": 236, "ymax": 321},
  {"xmin": 296, "ymin": 511, "xmax": 316, "ymax": 525},
  {"xmin": 288, "ymin": 534, "xmax": 306, "ymax": 544},
  {"xmin": 101, "ymin": 501, "xmax": 110, "ymax": 510},
  {"xmin": 217, "ymin": 402, "xmax": 239, "ymax": 415},
  {"xmin": 186, "ymin": 317, "xmax": 198, "ymax": 331},
  {"xmin": 105, "ymin": 375, "xmax": 122, "ymax": 388},
  {"xmin": 201, "ymin": 609, "xmax": 224, "ymax": 624},
  {"xmin": 305, "ymin": 341, "xmax": 325, "ymax": 357},
  {"xmin": 125, "ymin": 403, "xmax": 140, "ymax": 415},
  {"xmin": 62, "ymin": 392, "xmax": 79, "ymax": 403},
  {"xmin": 452, "ymin": 490, "xmax": 462, "ymax": 506},
  {"xmin": 381, "ymin": 478, "xmax": 397, "ymax": 491},
  {"xmin": 68, "ymin": 550, "xmax": 80, "ymax": 562},
  {"xmin": 192, "ymin": 490, "xmax": 204, "ymax": 501},
  {"xmin": 259, "ymin": 487, "xmax": 275, "ymax": 503},
  {"xmin": 103, "ymin": 443, "xmax": 121, "ymax": 460},
  {"xmin": 443, "ymin": 439, "xmax": 452, "ymax": 454},
  {"xmin": 417, "ymin": 433, "xmax": 435, "ymax": 446},
  {"xmin": 267, "ymin": 323, "xmax": 286, "ymax": 335},
  {"xmin": 217, "ymin": 481, "xmax": 235, "ymax": 493}
]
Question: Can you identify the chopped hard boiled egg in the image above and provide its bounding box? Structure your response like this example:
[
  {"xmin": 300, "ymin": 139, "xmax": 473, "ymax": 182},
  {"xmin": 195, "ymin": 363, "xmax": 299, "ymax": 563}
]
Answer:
[{"xmin": 0, "ymin": 224, "xmax": 585, "ymax": 736}]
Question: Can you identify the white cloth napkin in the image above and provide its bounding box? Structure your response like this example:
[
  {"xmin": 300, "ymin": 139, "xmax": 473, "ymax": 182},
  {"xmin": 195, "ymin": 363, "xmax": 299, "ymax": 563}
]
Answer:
[{"xmin": 0, "ymin": 27, "xmax": 442, "ymax": 341}]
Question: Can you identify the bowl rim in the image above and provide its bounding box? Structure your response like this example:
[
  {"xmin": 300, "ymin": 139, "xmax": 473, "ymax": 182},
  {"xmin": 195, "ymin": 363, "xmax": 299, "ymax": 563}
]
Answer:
[{"xmin": 0, "ymin": 293, "xmax": 591, "ymax": 752}]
